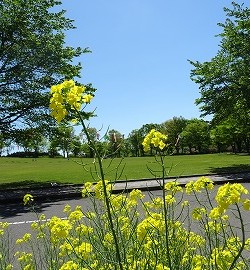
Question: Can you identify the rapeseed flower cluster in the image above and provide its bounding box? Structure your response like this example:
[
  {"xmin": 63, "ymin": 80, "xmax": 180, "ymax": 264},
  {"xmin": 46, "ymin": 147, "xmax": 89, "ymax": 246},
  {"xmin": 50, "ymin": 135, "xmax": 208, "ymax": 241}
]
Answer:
[
  {"xmin": 49, "ymin": 80, "xmax": 93, "ymax": 123},
  {"xmin": 142, "ymin": 129, "xmax": 167, "ymax": 152},
  {"xmin": 23, "ymin": 194, "xmax": 34, "ymax": 205},
  {"xmin": 12, "ymin": 178, "xmax": 250, "ymax": 269},
  {"xmin": 216, "ymin": 182, "xmax": 249, "ymax": 211},
  {"xmin": 82, "ymin": 180, "xmax": 112, "ymax": 199},
  {"xmin": 185, "ymin": 176, "xmax": 214, "ymax": 194}
]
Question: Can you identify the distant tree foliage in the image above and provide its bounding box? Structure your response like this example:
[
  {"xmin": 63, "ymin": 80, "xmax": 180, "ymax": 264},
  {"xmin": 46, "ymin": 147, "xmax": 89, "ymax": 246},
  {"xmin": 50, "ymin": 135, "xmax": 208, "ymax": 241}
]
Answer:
[
  {"xmin": 189, "ymin": 2, "xmax": 250, "ymax": 123},
  {"xmin": 49, "ymin": 124, "xmax": 75, "ymax": 158},
  {"xmin": 180, "ymin": 119, "xmax": 210, "ymax": 154},
  {"xmin": 161, "ymin": 116, "xmax": 188, "ymax": 154},
  {"xmin": 0, "ymin": 0, "xmax": 88, "ymax": 133}
]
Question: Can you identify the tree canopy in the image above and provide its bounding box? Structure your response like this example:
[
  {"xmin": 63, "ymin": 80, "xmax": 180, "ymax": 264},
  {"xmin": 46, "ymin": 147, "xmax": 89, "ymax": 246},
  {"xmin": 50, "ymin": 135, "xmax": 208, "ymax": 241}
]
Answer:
[
  {"xmin": 0, "ymin": 0, "xmax": 88, "ymax": 134},
  {"xmin": 189, "ymin": 2, "xmax": 250, "ymax": 123}
]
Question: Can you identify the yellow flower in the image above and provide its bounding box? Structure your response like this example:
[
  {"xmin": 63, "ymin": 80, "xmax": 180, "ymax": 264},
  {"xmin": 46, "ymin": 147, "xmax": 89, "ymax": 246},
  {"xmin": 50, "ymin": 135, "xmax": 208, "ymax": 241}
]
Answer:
[
  {"xmin": 216, "ymin": 183, "xmax": 248, "ymax": 211},
  {"xmin": 103, "ymin": 232, "xmax": 113, "ymax": 247},
  {"xmin": 129, "ymin": 189, "xmax": 145, "ymax": 200},
  {"xmin": 50, "ymin": 80, "xmax": 92, "ymax": 123},
  {"xmin": 94, "ymin": 180, "xmax": 112, "ymax": 199},
  {"xmin": 49, "ymin": 217, "xmax": 72, "ymax": 239},
  {"xmin": 188, "ymin": 231, "xmax": 205, "ymax": 247},
  {"xmin": 23, "ymin": 264, "xmax": 34, "ymax": 270},
  {"xmin": 39, "ymin": 214, "xmax": 46, "ymax": 221},
  {"xmin": 62, "ymin": 79, "xmax": 75, "ymax": 89},
  {"xmin": 185, "ymin": 177, "xmax": 214, "ymax": 194},
  {"xmin": 67, "ymin": 90, "xmax": 81, "ymax": 107},
  {"xmin": 0, "ymin": 222, "xmax": 9, "ymax": 229},
  {"xmin": 59, "ymin": 242, "xmax": 73, "ymax": 256},
  {"xmin": 51, "ymin": 84, "xmax": 62, "ymax": 93},
  {"xmin": 164, "ymin": 181, "xmax": 183, "ymax": 193},
  {"xmin": 76, "ymin": 242, "xmax": 93, "ymax": 259},
  {"xmin": 197, "ymin": 176, "xmax": 214, "ymax": 190},
  {"xmin": 59, "ymin": 261, "xmax": 79, "ymax": 270},
  {"xmin": 164, "ymin": 195, "xmax": 176, "ymax": 204},
  {"xmin": 209, "ymin": 206, "xmax": 225, "ymax": 220},
  {"xmin": 15, "ymin": 251, "xmax": 33, "ymax": 263},
  {"xmin": 6, "ymin": 264, "xmax": 13, "ymax": 270},
  {"xmin": 211, "ymin": 246, "xmax": 237, "ymax": 269},
  {"xmin": 192, "ymin": 207, "xmax": 206, "ymax": 220},
  {"xmin": 82, "ymin": 182, "xmax": 93, "ymax": 197},
  {"xmin": 76, "ymin": 224, "xmax": 93, "ymax": 235},
  {"xmin": 243, "ymin": 198, "xmax": 250, "ymax": 210},
  {"xmin": 31, "ymin": 222, "xmax": 38, "ymax": 230},
  {"xmin": 23, "ymin": 194, "xmax": 34, "ymax": 205},
  {"xmin": 155, "ymin": 264, "xmax": 170, "ymax": 270},
  {"xmin": 68, "ymin": 209, "xmax": 84, "ymax": 221},
  {"xmin": 16, "ymin": 233, "xmax": 32, "ymax": 244},
  {"xmin": 49, "ymin": 101, "xmax": 68, "ymax": 123},
  {"xmin": 185, "ymin": 181, "xmax": 195, "ymax": 194},
  {"xmin": 191, "ymin": 255, "xmax": 207, "ymax": 270},
  {"xmin": 110, "ymin": 194, "xmax": 127, "ymax": 210},
  {"xmin": 159, "ymin": 140, "xmax": 166, "ymax": 150},
  {"xmin": 63, "ymin": 204, "xmax": 71, "ymax": 213},
  {"xmin": 82, "ymin": 94, "xmax": 93, "ymax": 103},
  {"xmin": 244, "ymin": 238, "xmax": 250, "ymax": 250},
  {"xmin": 205, "ymin": 221, "xmax": 223, "ymax": 233},
  {"xmin": 142, "ymin": 129, "xmax": 167, "ymax": 152},
  {"xmin": 181, "ymin": 200, "xmax": 189, "ymax": 207}
]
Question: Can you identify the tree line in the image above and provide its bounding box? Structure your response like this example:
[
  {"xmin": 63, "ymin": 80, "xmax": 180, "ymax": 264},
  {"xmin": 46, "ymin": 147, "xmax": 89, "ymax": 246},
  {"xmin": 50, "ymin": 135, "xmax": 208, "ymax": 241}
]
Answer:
[{"xmin": 1, "ymin": 115, "xmax": 249, "ymax": 157}]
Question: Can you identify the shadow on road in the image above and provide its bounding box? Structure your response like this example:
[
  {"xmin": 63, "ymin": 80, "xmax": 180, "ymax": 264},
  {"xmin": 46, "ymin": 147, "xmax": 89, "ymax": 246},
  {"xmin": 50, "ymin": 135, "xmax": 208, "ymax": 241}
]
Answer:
[
  {"xmin": 0, "ymin": 197, "xmax": 81, "ymax": 219},
  {"xmin": 209, "ymin": 164, "xmax": 250, "ymax": 175},
  {"xmin": 0, "ymin": 180, "xmax": 72, "ymax": 190},
  {"xmin": 0, "ymin": 201, "xmax": 58, "ymax": 219}
]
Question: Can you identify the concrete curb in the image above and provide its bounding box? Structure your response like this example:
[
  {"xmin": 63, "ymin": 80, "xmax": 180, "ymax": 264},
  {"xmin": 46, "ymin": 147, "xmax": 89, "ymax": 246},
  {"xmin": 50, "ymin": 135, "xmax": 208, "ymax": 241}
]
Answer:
[{"xmin": 1, "ymin": 171, "xmax": 250, "ymax": 204}]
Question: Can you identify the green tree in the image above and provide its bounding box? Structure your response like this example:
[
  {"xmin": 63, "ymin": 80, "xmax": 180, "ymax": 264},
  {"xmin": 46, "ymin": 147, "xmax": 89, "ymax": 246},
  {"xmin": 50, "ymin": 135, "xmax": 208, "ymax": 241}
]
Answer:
[
  {"xmin": 70, "ymin": 135, "xmax": 83, "ymax": 157},
  {"xmin": 0, "ymin": 132, "xmax": 5, "ymax": 156},
  {"xmin": 127, "ymin": 129, "xmax": 141, "ymax": 157},
  {"xmin": 189, "ymin": 2, "xmax": 250, "ymax": 123},
  {"xmin": 181, "ymin": 119, "xmax": 210, "ymax": 154},
  {"xmin": 0, "ymin": 0, "xmax": 88, "ymax": 133},
  {"xmin": 80, "ymin": 127, "xmax": 99, "ymax": 158},
  {"xmin": 210, "ymin": 123, "xmax": 232, "ymax": 153},
  {"xmin": 13, "ymin": 127, "xmax": 46, "ymax": 155},
  {"xmin": 210, "ymin": 99, "xmax": 250, "ymax": 153},
  {"xmin": 0, "ymin": 133, "xmax": 12, "ymax": 156},
  {"xmin": 224, "ymin": 109, "xmax": 250, "ymax": 153},
  {"xmin": 107, "ymin": 129, "xmax": 124, "ymax": 158},
  {"xmin": 48, "ymin": 138, "xmax": 60, "ymax": 158},
  {"xmin": 161, "ymin": 116, "xmax": 187, "ymax": 154},
  {"xmin": 50, "ymin": 125, "xmax": 74, "ymax": 158}
]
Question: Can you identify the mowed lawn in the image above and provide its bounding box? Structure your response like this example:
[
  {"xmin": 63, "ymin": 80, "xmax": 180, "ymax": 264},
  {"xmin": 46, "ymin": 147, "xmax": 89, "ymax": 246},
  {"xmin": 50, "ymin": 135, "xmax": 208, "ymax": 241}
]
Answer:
[{"xmin": 0, "ymin": 153, "xmax": 250, "ymax": 188}]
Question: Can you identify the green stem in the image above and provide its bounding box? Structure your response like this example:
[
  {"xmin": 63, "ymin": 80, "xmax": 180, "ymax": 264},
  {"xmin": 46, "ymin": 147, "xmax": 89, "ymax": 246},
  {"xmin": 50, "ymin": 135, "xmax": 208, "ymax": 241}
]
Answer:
[
  {"xmin": 228, "ymin": 203, "xmax": 245, "ymax": 270},
  {"xmin": 159, "ymin": 154, "xmax": 173, "ymax": 270},
  {"xmin": 78, "ymin": 113, "xmax": 123, "ymax": 270}
]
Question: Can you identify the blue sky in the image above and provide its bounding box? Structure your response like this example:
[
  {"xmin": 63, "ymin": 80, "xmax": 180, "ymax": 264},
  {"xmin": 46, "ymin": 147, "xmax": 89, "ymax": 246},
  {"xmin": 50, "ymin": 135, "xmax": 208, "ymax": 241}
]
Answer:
[{"xmin": 60, "ymin": 0, "xmax": 241, "ymax": 137}]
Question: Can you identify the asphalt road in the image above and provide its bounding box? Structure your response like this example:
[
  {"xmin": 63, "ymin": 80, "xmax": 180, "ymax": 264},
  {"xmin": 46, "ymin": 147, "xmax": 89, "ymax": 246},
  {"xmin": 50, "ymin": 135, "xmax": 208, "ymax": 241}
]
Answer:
[{"xmin": 2, "ymin": 183, "xmax": 250, "ymax": 241}]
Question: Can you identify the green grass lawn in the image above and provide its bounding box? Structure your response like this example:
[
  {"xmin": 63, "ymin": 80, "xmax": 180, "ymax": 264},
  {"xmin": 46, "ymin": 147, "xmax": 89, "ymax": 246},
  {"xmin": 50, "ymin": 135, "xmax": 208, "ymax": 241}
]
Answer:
[{"xmin": 0, "ymin": 153, "xmax": 250, "ymax": 188}]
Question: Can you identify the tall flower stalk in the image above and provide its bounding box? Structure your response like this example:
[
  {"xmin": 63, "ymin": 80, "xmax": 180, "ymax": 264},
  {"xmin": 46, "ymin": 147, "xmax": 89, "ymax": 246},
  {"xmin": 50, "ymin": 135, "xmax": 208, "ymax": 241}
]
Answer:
[
  {"xmin": 50, "ymin": 80, "xmax": 123, "ymax": 269},
  {"xmin": 142, "ymin": 129, "xmax": 174, "ymax": 269}
]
